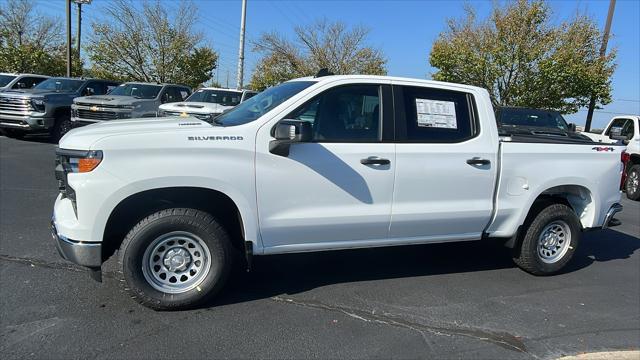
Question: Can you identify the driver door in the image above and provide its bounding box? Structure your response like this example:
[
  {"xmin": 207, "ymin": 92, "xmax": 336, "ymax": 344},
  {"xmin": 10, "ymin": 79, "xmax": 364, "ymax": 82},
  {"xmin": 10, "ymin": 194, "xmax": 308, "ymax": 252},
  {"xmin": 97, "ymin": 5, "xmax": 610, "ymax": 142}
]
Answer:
[{"xmin": 255, "ymin": 83, "xmax": 395, "ymax": 252}]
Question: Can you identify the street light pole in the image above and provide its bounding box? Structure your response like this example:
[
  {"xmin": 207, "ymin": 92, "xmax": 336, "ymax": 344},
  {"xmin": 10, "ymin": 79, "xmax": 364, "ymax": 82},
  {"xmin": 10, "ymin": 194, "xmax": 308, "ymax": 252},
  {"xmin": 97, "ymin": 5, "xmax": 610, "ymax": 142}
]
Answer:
[
  {"xmin": 76, "ymin": 3, "xmax": 82, "ymax": 55},
  {"xmin": 236, "ymin": 0, "xmax": 247, "ymax": 90},
  {"xmin": 584, "ymin": 0, "xmax": 616, "ymax": 132},
  {"xmin": 66, "ymin": 0, "xmax": 72, "ymax": 77}
]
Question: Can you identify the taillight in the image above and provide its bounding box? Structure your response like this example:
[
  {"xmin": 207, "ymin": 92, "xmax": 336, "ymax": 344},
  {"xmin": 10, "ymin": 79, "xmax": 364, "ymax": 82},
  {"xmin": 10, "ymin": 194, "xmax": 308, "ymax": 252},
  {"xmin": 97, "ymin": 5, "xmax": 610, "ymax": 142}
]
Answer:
[{"xmin": 620, "ymin": 150, "xmax": 629, "ymax": 190}]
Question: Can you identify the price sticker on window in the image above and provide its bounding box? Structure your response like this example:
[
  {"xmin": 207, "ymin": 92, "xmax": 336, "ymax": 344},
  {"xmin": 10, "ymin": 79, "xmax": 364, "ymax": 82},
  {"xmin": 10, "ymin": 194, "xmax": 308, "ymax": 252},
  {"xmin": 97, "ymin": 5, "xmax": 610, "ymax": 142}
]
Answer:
[{"xmin": 415, "ymin": 99, "xmax": 457, "ymax": 129}]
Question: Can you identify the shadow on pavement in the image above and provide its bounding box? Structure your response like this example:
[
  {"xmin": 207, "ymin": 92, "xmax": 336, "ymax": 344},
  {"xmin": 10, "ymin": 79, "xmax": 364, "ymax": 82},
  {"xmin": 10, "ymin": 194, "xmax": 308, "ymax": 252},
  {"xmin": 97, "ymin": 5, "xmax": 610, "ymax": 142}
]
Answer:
[{"xmin": 208, "ymin": 228, "xmax": 639, "ymax": 308}]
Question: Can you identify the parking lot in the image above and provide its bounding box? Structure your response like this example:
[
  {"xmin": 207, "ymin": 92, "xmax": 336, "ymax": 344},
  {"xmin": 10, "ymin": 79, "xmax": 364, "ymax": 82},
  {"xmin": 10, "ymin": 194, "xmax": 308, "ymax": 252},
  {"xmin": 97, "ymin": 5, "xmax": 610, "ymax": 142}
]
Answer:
[{"xmin": 0, "ymin": 135, "xmax": 638, "ymax": 359}]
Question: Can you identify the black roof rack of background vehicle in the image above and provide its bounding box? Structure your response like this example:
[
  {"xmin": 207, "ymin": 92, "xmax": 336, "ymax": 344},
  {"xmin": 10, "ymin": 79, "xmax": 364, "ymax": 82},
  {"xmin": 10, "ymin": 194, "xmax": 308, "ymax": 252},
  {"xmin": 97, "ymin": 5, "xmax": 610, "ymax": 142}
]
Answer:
[{"xmin": 314, "ymin": 68, "xmax": 334, "ymax": 78}]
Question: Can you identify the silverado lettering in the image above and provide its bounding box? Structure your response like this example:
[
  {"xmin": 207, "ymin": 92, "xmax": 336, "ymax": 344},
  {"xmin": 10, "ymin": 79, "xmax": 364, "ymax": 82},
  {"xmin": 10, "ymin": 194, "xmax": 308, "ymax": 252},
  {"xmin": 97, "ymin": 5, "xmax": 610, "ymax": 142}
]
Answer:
[{"xmin": 188, "ymin": 136, "xmax": 243, "ymax": 141}]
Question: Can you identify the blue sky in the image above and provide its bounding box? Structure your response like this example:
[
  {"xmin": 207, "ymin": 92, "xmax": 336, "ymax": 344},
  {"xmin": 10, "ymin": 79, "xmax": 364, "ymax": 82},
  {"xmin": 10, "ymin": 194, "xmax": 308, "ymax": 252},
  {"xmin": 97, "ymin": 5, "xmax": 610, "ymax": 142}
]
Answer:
[{"xmin": 29, "ymin": 0, "xmax": 640, "ymax": 129}]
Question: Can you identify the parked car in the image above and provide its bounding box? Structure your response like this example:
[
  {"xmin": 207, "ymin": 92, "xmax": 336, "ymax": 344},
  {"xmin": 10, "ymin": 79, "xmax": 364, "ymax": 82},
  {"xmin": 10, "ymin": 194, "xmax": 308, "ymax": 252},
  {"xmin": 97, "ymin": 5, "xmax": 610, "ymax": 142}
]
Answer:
[
  {"xmin": 496, "ymin": 107, "xmax": 592, "ymax": 142},
  {"xmin": 0, "ymin": 73, "xmax": 49, "ymax": 92},
  {"xmin": 0, "ymin": 77, "xmax": 119, "ymax": 140},
  {"xmin": 158, "ymin": 88, "xmax": 257, "ymax": 122},
  {"xmin": 53, "ymin": 74, "xmax": 624, "ymax": 310},
  {"xmin": 71, "ymin": 82, "xmax": 191, "ymax": 126},
  {"xmin": 582, "ymin": 115, "xmax": 640, "ymax": 200}
]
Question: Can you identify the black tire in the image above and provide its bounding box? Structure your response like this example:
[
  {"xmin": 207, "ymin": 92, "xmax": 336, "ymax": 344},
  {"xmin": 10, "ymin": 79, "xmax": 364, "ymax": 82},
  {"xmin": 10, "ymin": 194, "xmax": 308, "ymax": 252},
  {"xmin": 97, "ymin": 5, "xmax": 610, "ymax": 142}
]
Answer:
[
  {"xmin": 513, "ymin": 203, "xmax": 581, "ymax": 275},
  {"xmin": 625, "ymin": 165, "xmax": 640, "ymax": 201},
  {"xmin": 50, "ymin": 115, "xmax": 73, "ymax": 142},
  {"xmin": 1, "ymin": 128, "xmax": 26, "ymax": 139},
  {"xmin": 117, "ymin": 208, "xmax": 232, "ymax": 310}
]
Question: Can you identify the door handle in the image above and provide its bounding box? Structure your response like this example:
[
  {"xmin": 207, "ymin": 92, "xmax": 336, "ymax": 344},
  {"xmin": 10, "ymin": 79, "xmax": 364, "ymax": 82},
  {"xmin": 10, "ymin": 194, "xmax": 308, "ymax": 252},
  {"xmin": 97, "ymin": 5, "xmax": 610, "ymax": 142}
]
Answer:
[
  {"xmin": 466, "ymin": 157, "xmax": 491, "ymax": 166},
  {"xmin": 361, "ymin": 156, "xmax": 390, "ymax": 165}
]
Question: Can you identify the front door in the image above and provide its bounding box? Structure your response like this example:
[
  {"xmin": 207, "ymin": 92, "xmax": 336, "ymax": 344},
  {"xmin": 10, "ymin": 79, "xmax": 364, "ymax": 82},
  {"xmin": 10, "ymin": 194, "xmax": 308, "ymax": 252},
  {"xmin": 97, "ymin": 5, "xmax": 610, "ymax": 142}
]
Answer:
[{"xmin": 256, "ymin": 84, "xmax": 395, "ymax": 252}]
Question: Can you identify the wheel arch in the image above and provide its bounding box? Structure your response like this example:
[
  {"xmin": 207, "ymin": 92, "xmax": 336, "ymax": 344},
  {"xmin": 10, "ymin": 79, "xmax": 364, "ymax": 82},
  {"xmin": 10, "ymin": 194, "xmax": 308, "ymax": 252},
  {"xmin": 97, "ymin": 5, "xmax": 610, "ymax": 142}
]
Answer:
[{"xmin": 101, "ymin": 186, "xmax": 255, "ymax": 262}]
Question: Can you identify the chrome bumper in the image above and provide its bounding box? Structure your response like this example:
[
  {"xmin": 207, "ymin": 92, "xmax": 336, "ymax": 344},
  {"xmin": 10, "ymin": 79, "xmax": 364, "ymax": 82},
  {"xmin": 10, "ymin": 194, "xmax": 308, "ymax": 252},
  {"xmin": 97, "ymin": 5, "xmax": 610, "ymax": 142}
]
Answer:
[
  {"xmin": 51, "ymin": 219, "xmax": 102, "ymax": 267},
  {"xmin": 602, "ymin": 203, "xmax": 623, "ymax": 229}
]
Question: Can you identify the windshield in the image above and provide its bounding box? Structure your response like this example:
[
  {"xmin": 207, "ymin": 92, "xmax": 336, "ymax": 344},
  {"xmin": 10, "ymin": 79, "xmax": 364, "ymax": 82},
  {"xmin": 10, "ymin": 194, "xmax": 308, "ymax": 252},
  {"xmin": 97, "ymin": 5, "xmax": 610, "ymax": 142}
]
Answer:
[
  {"xmin": 0, "ymin": 75, "xmax": 17, "ymax": 87},
  {"xmin": 34, "ymin": 78, "xmax": 84, "ymax": 92},
  {"xmin": 497, "ymin": 108, "xmax": 568, "ymax": 131},
  {"xmin": 187, "ymin": 89, "xmax": 243, "ymax": 106},
  {"xmin": 215, "ymin": 81, "xmax": 315, "ymax": 126},
  {"xmin": 109, "ymin": 83, "xmax": 162, "ymax": 99}
]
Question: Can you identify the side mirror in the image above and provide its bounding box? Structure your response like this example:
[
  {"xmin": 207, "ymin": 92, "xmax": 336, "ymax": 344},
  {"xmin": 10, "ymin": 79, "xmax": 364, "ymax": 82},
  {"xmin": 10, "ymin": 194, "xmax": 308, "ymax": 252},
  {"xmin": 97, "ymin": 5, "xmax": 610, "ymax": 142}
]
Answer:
[
  {"xmin": 610, "ymin": 134, "xmax": 631, "ymax": 145},
  {"xmin": 269, "ymin": 120, "xmax": 312, "ymax": 157},
  {"xmin": 568, "ymin": 123, "xmax": 576, "ymax": 132}
]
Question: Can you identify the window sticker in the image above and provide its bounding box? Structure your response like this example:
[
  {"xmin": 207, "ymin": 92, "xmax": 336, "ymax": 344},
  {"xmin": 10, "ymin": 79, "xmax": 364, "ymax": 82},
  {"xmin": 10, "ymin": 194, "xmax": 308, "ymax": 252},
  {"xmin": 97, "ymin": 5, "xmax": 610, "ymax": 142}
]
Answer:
[{"xmin": 415, "ymin": 98, "xmax": 457, "ymax": 129}]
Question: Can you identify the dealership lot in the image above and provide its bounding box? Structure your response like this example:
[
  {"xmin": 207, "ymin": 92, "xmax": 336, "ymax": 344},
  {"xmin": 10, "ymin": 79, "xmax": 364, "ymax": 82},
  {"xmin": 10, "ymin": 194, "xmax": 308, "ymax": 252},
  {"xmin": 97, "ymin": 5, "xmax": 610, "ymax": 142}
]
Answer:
[{"xmin": 1, "ymin": 135, "xmax": 638, "ymax": 359}]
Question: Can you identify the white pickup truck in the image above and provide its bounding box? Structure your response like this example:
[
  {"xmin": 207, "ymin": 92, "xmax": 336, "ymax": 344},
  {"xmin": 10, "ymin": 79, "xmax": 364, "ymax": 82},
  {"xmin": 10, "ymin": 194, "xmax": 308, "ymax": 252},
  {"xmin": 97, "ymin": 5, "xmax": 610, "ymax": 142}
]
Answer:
[
  {"xmin": 582, "ymin": 116, "xmax": 640, "ymax": 200},
  {"xmin": 52, "ymin": 75, "xmax": 624, "ymax": 310}
]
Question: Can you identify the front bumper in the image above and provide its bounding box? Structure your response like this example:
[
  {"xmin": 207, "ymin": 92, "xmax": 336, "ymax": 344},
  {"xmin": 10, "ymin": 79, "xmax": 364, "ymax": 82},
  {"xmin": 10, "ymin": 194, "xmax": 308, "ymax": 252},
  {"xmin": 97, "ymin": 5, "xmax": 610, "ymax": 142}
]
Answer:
[
  {"xmin": 0, "ymin": 113, "xmax": 53, "ymax": 130},
  {"xmin": 51, "ymin": 219, "xmax": 102, "ymax": 267}
]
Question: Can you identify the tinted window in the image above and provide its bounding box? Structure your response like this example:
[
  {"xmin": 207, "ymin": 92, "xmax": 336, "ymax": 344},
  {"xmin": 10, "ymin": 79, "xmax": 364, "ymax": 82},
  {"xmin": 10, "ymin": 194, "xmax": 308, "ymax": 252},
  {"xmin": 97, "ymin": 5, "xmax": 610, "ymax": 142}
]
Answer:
[
  {"xmin": 187, "ymin": 89, "xmax": 242, "ymax": 106},
  {"xmin": 162, "ymin": 87, "xmax": 186, "ymax": 103},
  {"xmin": 605, "ymin": 118, "xmax": 635, "ymax": 138},
  {"xmin": 498, "ymin": 108, "xmax": 568, "ymax": 131},
  {"xmin": 11, "ymin": 76, "xmax": 46, "ymax": 89},
  {"xmin": 287, "ymin": 85, "xmax": 380, "ymax": 142},
  {"xmin": 82, "ymin": 81, "xmax": 107, "ymax": 96},
  {"xmin": 242, "ymin": 92, "xmax": 257, "ymax": 101},
  {"xmin": 0, "ymin": 75, "xmax": 17, "ymax": 87},
  {"xmin": 35, "ymin": 78, "xmax": 84, "ymax": 92},
  {"xmin": 215, "ymin": 81, "xmax": 315, "ymax": 126},
  {"xmin": 110, "ymin": 83, "xmax": 162, "ymax": 99},
  {"xmin": 399, "ymin": 86, "xmax": 476, "ymax": 143}
]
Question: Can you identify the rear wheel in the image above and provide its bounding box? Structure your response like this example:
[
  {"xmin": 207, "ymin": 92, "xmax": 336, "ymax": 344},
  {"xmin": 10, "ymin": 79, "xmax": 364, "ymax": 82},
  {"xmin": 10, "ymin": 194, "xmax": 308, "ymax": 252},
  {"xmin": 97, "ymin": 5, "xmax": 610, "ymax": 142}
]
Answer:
[
  {"xmin": 625, "ymin": 165, "xmax": 640, "ymax": 201},
  {"xmin": 117, "ymin": 208, "xmax": 232, "ymax": 310},
  {"xmin": 513, "ymin": 203, "xmax": 581, "ymax": 275}
]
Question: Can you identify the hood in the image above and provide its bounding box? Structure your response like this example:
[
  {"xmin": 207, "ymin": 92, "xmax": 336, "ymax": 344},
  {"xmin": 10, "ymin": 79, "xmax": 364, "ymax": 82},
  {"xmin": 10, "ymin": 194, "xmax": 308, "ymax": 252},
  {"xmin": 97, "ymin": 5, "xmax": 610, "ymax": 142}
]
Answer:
[
  {"xmin": 59, "ymin": 117, "xmax": 214, "ymax": 150},
  {"xmin": 0, "ymin": 88, "xmax": 76, "ymax": 98},
  {"xmin": 159, "ymin": 101, "xmax": 232, "ymax": 114},
  {"xmin": 74, "ymin": 95, "xmax": 146, "ymax": 106}
]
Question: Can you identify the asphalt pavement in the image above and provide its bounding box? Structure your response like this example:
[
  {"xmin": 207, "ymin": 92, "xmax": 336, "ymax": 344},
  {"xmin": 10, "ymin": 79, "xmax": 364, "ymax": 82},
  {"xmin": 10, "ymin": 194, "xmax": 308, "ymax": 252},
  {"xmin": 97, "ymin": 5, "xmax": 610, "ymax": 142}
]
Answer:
[{"xmin": 1, "ymin": 135, "xmax": 639, "ymax": 359}]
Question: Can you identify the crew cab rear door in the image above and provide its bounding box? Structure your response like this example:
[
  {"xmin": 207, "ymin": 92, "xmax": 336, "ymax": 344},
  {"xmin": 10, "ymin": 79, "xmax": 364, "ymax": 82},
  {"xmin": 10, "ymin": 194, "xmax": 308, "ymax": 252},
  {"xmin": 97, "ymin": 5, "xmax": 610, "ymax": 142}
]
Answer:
[
  {"xmin": 389, "ymin": 83, "xmax": 498, "ymax": 241},
  {"xmin": 256, "ymin": 82, "xmax": 395, "ymax": 252}
]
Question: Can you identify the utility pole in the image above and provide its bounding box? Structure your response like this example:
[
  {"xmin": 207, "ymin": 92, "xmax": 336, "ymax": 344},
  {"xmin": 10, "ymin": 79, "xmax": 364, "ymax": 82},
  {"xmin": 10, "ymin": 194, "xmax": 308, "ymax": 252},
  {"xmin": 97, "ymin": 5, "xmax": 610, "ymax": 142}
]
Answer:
[
  {"xmin": 72, "ymin": 1, "xmax": 91, "ymax": 73},
  {"xmin": 76, "ymin": 3, "xmax": 82, "ymax": 55},
  {"xmin": 66, "ymin": 0, "xmax": 72, "ymax": 77},
  {"xmin": 226, "ymin": 70, "xmax": 230, "ymax": 88},
  {"xmin": 236, "ymin": 0, "xmax": 247, "ymax": 89},
  {"xmin": 584, "ymin": 0, "xmax": 616, "ymax": 132}
]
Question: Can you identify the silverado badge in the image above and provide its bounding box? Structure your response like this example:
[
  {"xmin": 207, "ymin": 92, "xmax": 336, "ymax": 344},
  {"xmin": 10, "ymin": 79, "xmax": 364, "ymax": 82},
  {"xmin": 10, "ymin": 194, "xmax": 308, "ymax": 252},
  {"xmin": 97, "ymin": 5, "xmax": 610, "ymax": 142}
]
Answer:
[{"xmin": 90, "ymin": 105, "xmax": 99, "ymax": 111}]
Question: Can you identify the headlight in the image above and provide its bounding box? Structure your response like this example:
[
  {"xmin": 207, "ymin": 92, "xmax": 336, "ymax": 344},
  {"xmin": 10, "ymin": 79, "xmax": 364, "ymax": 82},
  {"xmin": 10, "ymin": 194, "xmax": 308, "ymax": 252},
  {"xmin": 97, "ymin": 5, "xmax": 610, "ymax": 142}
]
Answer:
[
  {"xmin": 64, "ymin": 150, "xmax": 103, "ymax": 173},
  {"xmin": 31, "ymin": 98, "xmax": 45, "ymax": 111}
]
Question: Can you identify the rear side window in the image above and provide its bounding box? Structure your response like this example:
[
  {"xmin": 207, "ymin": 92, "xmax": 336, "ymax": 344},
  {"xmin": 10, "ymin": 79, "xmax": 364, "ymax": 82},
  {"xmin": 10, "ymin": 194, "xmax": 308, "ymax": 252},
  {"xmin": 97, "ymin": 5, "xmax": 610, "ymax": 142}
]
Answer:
[
  {"xmin": 397, "ymin": 86, "xmax": 477, "ymax": 143},
  {"xmin": 605, "ymin": 118, "xmax": 635, "ymax": 139}
]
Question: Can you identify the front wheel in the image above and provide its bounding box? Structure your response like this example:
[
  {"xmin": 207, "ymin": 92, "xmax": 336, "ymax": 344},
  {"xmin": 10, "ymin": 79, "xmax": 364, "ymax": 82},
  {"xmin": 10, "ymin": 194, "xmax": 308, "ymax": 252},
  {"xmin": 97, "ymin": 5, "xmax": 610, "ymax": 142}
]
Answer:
[
  {"xmin": 513, "ymin": 203, "xmax": 581, "ymax": 275},
  {"xmin": 50, "ymin": 116, "xmax": 73, "ymax": 142},
  {"xmin": 625, "ymin": 165, "xmax": 640, "ymax": 201},
  {"xmin": 117, "ymin": 208, "xmax": 232, "ymax": 310}
]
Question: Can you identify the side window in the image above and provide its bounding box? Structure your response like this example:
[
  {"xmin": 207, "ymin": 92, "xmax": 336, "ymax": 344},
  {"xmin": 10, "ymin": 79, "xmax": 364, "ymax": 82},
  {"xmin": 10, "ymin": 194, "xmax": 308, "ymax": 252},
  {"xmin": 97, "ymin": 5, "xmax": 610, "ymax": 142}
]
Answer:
[
  {"xmin": 83, "ymin": 82, "xmax": 106, "ymax": 96},
  {"xmin": 105, "ymin": 83, "xmax": 119, "ymax": 93},
  {"xmin": 179, "ymin": 88, "xmax": 190, "ymax": 101},
  {"xmin": 287, "ymin": 85, "xmax": 381, "ymax": 142},
  {"xmin": 606, "ymin": 118, "xmax": 634, "ymax": 138},
  {"xmin": 399, "ymin": 86, "xmax": 476, "ymax": 143},
  {"xmin": 242, "ymin": 92, "xmax": 257, "ymax": 102},
  {"xmin": 162, "ymin": 87, "xmax": 182, "ymax": 103},
  {"xmin": 12, "ymin": 77, "xmax": 46, "ymax": 89}
]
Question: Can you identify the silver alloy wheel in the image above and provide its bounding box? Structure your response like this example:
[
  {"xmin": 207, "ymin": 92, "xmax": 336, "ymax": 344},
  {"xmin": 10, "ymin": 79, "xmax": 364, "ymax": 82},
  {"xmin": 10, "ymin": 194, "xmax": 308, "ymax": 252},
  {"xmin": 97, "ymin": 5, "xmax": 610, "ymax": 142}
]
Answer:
[
  {"xmin": 537, "ymin": 220, "xmax": 572, "ymax": 264},
  {"xmin": 627, "ymin": 170, "xmax": 639, "ymax": 194},
  {"xmin": 142, "ymin": 231, "xmax": 211, "ymax": 294}
]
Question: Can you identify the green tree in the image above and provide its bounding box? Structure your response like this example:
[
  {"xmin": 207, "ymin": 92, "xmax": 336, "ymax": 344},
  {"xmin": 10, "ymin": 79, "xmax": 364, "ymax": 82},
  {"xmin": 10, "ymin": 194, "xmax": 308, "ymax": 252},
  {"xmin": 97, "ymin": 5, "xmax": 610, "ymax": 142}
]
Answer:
[
  {"xmin": 0, "ymin": 0, "xmax": 82, "ymax": 76},
  {"xmin": 428, "ymin": 0, "xmax": 615, "ymax": 113},
  {"xmin": 250, "ymin": 19, "xmax": 387, "ymax": 91},
  {"xmin": 87, "ymin": 0, "xmax": 217, "ymax": 88}
]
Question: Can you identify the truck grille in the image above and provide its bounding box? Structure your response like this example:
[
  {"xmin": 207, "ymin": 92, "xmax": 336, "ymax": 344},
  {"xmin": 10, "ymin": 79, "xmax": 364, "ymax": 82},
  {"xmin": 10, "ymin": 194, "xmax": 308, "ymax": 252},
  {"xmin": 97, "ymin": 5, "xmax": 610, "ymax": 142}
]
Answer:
[
  {"xmin": 0, "ymin": 96, "xmax": 31, "ymax": 113},
  {"xmin": 77, "ymin": 109, "xmax": 118, "ymax": 121}
]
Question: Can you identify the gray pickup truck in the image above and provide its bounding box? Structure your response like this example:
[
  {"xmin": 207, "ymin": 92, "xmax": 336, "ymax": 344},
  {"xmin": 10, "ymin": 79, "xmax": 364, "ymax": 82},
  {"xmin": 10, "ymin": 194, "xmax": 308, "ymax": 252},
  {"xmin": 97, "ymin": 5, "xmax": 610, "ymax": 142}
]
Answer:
[
  {"xmin": 0, "ymin": 77, "xmax": 119, "ymax": 140},
  {"xmin": 71, "ymin": 82, "xmax": 191, "ymax": 126}
]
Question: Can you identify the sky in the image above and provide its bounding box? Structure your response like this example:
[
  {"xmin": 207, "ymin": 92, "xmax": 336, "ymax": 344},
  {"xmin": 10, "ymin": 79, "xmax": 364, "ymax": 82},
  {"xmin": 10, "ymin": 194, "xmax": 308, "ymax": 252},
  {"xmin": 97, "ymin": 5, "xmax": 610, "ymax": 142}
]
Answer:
[{"xmin": 28, "ymin": 0, "xmax": 640, "ymax": 129}]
